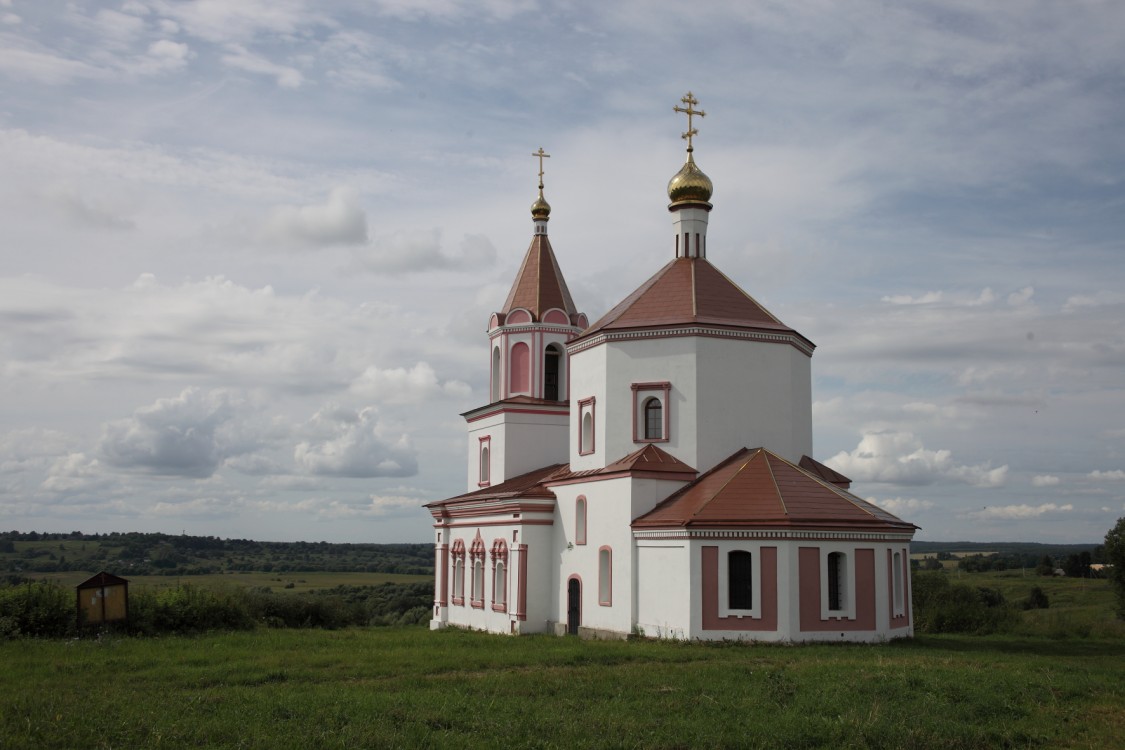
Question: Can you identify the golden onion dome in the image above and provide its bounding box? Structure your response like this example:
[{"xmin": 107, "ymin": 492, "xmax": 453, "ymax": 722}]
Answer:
[
  {"xmin": 667, "ymin": 151, "xmax": 713, "ymax": 205},
  {"xmin": 531, "ymin": 191, "xmax": 551, "ymax": 220}
]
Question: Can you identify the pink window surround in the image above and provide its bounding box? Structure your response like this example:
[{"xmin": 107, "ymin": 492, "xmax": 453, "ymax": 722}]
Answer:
[
  {"xmin": 450, "ymin": 539, "xmax": 466, "ymax": 606},
  {"xmin": 632, "ymin": 382, "xmax": 671, "ymax": 443},
  {"xmin": 575, "ymin": 496, "xmax": 587, "ymax": 546},
  {"xmin": 509, "ymin": 342, "xmax": 530, "ymax": 394},
  {"xmin": 598, "ymin": 546, "xmax": 612, "ymax": 606},
  {"xmin": 701, "ymin": 546, "xmax": 778, "ymax": 631},
  {"xmin": 478, "ymin": 436, "xmax": 491, "ymax": 488},
  {"xmin": 797, "ymin": 547, "xmax": 877, "ymax": 632},
  {"xmin": 578, "ymin": 396, "xmax": 596, "ymax": 455},
  {"xmin": 469, "ymin": 532, "xmax": 486, "ymax": 609},
  {"xmin": 491, "ymin": 539, "xmax": 509, "ymax": 612}
]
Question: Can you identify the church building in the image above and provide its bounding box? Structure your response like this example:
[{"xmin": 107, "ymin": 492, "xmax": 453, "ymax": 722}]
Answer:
[{"xmin": 425, "ymin": 94, "xmax": 917, "ymax": 642}]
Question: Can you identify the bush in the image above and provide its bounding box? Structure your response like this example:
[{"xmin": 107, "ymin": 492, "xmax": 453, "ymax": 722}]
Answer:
[
  {"xmin": 0, "ymin": 581, "xmax": 75, "ymax": 638},
  {"xmin": 912, "ymin": 572, "xmax": 1016, "ymax": 635},
  {"xmin": 1022, "ymin": 586, "xmax": 1049, "ymax": 610}
]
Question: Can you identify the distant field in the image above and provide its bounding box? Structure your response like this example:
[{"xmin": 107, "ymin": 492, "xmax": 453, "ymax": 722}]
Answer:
[
  {"xmin": 32, "ymin": 570, "xmax": 431, "ymax": 592},
  {"xmin": 1, "ymin": 628, "xmax": 1123, "ymax": 749}
]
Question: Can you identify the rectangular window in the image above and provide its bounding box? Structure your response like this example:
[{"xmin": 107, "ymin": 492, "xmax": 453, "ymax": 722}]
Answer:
[
  {"xmin": 727, "ymin": 550, "xmax": 753, "ymax": 610},
  {"xmin": 892, "ymin": 550, "xmax": 904, "ymax": 617},
  {"xmin": 631, "ymin": 382, "xmax": 671, "ymax": 443},
  {"xmin": 575, "ymin": 496, "xmax": 587, "ymax": 546}
]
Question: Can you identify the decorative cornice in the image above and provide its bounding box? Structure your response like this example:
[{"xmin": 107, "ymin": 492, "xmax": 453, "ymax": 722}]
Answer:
[
  {"xmin": 567, "ymin": 325, "xmax": 815, "ymax": 357},
  {"xmin": 633, "ymin": 529, "xmax": 916, "ymax": 542}
]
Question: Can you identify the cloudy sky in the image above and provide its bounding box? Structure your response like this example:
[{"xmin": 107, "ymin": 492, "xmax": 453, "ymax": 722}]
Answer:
[{"xmin": 1, "ymin": 1, "xmax": 1123, "ymax": 544}]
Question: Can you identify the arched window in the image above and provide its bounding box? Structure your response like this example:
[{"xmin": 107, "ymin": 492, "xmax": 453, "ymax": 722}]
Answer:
[
  {"xmin": 491, "ymin": 346, "xmax": 501, "ymax": 402},
  {"xmin": 644, "ymin": 397, "xmax": 663, "ymax": 440},
  {"xmin": 509, "ymin": 342, "xmax": 530, "ymax": 394},
  {"xmin": 728, "ymin": 550, "xmax": 753, "ymax": 610},
  {"xmin": 493, "ymin": 561, "xmax": 506, "ymax": 608},
  {"xmin": 598, "ymin": 547, "xmax": 612, "ymax": 606},
  {"xmin": 479, "ymin": 445, "xmax": 490, "ymax": 486},
  {"xmin": 828, "ymin": 552, "xmax": 847, "ymax": 612},
  {"xmin": 544, "ymin": 344, "xmax": 561, "ymax": 401},
  {"xmin": 471, "ymin": 560, "xmax": 484, "ymax": 607},
  {"xmin": 575, "ymin": 496, "xmax": 587, "ymax": 546},
  {"xmin": 582, "ymin": 412, "xmax": 593, "ymax": 453},
  {"xmin": 450, "ymin": 538, "xmax": 466, "ymax": 606}
]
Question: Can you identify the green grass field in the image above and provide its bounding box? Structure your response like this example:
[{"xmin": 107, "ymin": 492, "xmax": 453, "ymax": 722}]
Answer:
[{"xmin": 1, "ymin": 628, "xmax": 1123, "ymax": 749}]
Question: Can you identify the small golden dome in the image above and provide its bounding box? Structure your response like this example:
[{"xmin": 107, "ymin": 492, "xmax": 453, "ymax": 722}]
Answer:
[
  {"xmin": 667, "ymin": 151, "xmax": 713, "ymax": 205},
  {"xmin": 531, "ymin": 191, "xmax": 551, "ymax": 219}
]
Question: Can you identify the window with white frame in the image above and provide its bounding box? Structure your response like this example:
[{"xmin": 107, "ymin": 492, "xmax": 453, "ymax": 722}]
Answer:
[
  {"xmin": 491, "ymin": 539, "xmax": 508, "ymax": 611},
  {"xmin": 727, "ymin": 550, "xmax": 753, "ymax": 610},
  {"xmin": 578, "ymin": 397, "xmax": 596, "ymax": 455},
  {"xmin": 450, "ymin": 539, "xmax": 466, "ymax": 605},
  {"xmin": 478, "ymin": 436, "xmax": 491, "ymax": 487},
  {"xmin": 631, "ymin": 382, "xmax": 671, "ymax": 443},
  {"xmin": 892, "ymin": 551, "xmax": 904, "ymax": 616},
  {"xmin": 469, "ymin": 533, "xmax": 485, "ymax": 608},
  {"xmin": 598, "ymin": 546, "xmax": 612, "ymax": 606},
  {"xmin": 717, "ymin": 544, "xmax": 762, "ymax": 618},
  {"xmin": 827, "ymin": 551, "xmax": 848, "ymax": 614}
]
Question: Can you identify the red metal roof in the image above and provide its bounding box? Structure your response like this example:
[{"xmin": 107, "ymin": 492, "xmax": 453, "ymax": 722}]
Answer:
[
  {"xmin": 633, "ymin": 447, "xmax": 915, "ymax": 532},
  {"xmin": 798, "ymin": 455, "xmax": 852, "ymax": 488},
  {"xmin": 574, "ymin": 257, "xmax": 812, "ymax": 348},
  {"xmin": 500, "ymin": 235, "xmax": 578, "ymax": 320},
  {"xmin": 425, "ymin": 463, "xmax": 567, "ymax": 509}
]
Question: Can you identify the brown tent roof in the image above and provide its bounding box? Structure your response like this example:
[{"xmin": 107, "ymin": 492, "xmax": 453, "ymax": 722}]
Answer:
[
  {"xmin": 574, "ymin": 256, "xmax": 812, "ymax": 348},
  {"xmin": 633, "ymin": 447, "xmax": 915, "ymax": 533},
  {"xmin": 500, "ymin": 235, "xmax": 578, "ymax": 320},
  {"xmin": 551, "ymin": 444, "xmax": 697, "ymax": 483}
]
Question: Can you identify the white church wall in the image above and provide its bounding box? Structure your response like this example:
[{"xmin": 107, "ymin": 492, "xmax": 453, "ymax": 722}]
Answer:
[
  {"xmin": 695, "ymin": 337, "xmax": 812, "ymax": 468},
  {"xmin": 635, "ymin": 540, "xmax": 691, "ymax": 639},
  {"xmin": 466, "ymin": 410, "xmax": 568, "ymax": 489},
  {"xmin": 567, "ymin": 345, "xmax": 607, "ymax": 470}
]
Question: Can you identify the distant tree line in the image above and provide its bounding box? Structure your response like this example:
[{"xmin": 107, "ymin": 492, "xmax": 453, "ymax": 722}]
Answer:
[{"xmin": 0, "ymin": 530, "xmax": 434, "ymax": 576}]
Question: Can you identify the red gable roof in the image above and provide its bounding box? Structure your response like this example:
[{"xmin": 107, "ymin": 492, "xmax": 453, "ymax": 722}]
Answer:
[
  {"xmin": 633, "ymin": 447, "xmax": 915, "ymax": 533},
  {"xmin": 574, "ymin": 257, "xmax": 812, "ymax": 348},
  {"xmin": 500, "ymin": 235, "xmax": 578, "ymax": 321}
]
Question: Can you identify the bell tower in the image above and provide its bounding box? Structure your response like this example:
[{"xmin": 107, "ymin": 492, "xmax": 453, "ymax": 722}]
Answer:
[{"xmin": 462, "ymin": 150, "xmax": 588, "ymax": 491}]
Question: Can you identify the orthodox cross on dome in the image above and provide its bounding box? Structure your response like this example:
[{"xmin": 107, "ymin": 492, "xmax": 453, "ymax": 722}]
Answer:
[
  {"xmin": 673, "ymin": 92, "xmax": 706, "ymax": 153},
  {"xmin": 532, "ymin": 147, "xmax": 551, "ymax": 192}
]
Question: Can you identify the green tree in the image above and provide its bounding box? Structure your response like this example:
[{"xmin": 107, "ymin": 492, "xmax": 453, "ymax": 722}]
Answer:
[{"xmin": 1106, "ymin": 517, "xmax": 1125, "ymax": 618}]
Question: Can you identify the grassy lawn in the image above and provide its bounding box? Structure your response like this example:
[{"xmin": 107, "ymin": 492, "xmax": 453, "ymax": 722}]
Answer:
[{"xmin": 2, "ymin": 628, "xmax": 1123, "ymax": 749}]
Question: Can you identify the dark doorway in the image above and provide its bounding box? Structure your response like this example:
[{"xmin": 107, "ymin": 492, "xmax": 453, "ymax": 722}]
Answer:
[
  {"xmin": 544, "ymin": 346, "xmax": 561, "ymax": 401},
  {"xmin": 566, "ymin": 578, "xmax": 580, "ymax": 635}
]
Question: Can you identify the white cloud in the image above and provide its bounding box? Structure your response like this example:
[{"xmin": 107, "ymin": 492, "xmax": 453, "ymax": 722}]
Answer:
[
  {"xmin": 261, "ymin": 187, "xmax": 368, "ymax": 246},
  {"xmin": 882, "ymin": 291, "xmax": 943, "ymax": 305},
  {"xmin": 41, "ymin": 184, "xmax": 134, "ymax": 230},
  {"xmin": 40, "ymin": 453, "xmax": 112, "ymax": 495},
  {"xmin": 138, "ymin": 39, "xmax": 193, "ymax": 74},
  {"xmin": 350, "ymin": 362, "xmax": 470, "ymax": 404},
  {"xmin": 1089, "ymin": 470, "xmax": 1125, "ymax": 481},
  {"xmin": 869, "ymin": 497, "xmax": 934, "ymax": 515},
  {"xmin": 827, "ymin": 431, "xmax": 1008, "ymax": 487},
  {"xmin": 293, "ymin": 406, "xmax": 417, "ymax": 478},
  {"xmin": 98, "ymin": 388, "xmax": 253, "ymax": 478},
  {"xmin": 967, "ymin": 503, "xmax": 1074, "ymax": 520},
  {"xmin": 221, "ymin": 43, "xmax": 302, "ymax": 87},
  {"xmin": 1063, "ymin": 291, "xmax": 1125, "ymax": 313},
  {"xmin": 1032, "ymin": 475, "xmax": 1060, "ymax": 487},
  {"xmin": 350, "ymin": 230, "xmax": 497, "ymax": 274},
  {"xmin": 0, "ymin": 37, "xmax": 104, "ymax": 84},
  {"xmin": 1007, "ymin": 286, "xmax": 1034, "ymax": 306}
]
